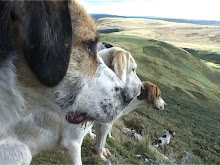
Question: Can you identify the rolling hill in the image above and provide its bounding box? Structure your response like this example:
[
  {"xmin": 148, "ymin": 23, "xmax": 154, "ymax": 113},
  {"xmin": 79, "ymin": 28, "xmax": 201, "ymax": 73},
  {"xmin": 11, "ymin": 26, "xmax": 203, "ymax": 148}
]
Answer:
[
  {"xmin": 97, "ymin": 17, "xmax": 220, "ymax": 52},
  {"xmin": 32, "ymin": 35, "xmax": 220, "ymax": 164},
  {"xmin": 32, "ymin": 18, "xmax": 220, "ymax": 164}
]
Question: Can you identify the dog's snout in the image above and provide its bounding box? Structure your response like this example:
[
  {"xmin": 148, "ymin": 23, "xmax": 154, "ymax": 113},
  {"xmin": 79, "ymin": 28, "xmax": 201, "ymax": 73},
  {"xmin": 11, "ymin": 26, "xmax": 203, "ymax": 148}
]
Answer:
[
  {"xmin": 114, "ymin": 87, "xmax": 132, "ymax": 103},
  {"xmin": 123, "ymin": 91, "xmax": 133, "ymax": 103}
]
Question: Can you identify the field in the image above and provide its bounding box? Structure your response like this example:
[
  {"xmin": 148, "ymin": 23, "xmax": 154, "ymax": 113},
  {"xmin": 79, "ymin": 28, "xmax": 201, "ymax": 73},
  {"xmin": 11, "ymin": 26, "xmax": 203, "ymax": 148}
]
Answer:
[
  {"xmin": 32, "ymin": 18, "xmax": 220, "ymax": 164},
  {"xmin": 97, "ymin": 17, "xmax": 220, "ymax": 52}
]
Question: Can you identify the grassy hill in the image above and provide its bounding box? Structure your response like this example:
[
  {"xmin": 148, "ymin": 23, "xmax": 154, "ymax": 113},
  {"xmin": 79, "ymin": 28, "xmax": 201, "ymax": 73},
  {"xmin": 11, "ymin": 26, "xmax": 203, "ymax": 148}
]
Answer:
[
  {"xmin": 32, "ymin": 17, "xmax": 220, "ymax": 164},
  {"xmin": 97, "ymin": 17, "xmax": 220, "ymax": 52},
  {"xmin": 97, "ymin": 34, "xmax": 220, "ymax": 164},
  {"xmin": 32, "ymin": 34, "xmax": 220, "ymax": 164}
]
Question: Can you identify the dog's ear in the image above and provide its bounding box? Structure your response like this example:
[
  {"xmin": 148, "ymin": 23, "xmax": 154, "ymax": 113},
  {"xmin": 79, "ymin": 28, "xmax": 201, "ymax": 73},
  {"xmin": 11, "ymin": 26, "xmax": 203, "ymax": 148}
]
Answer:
[
  {"xmin": 111, "ymin": 51, "xmax": 127, "ymax": 83},
  {"xmin": 10, "ymin": 1, "xmax": 72, "ymax": 86},
  {"xmin": 137, "ymin": 84, "xmax": 147, "ymax": 100}
]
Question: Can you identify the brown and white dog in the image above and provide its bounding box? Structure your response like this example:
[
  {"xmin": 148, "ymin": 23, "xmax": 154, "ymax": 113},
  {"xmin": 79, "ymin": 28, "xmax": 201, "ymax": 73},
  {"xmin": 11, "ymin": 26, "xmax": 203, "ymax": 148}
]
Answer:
[
  {"xmin": 95, "ymin": 81, "xmax": 166, "ymax": 161},
  {"xmin": 62, "ymin": 46, "xmax": 165, "ymax": 163},
  {"xmin": 0, "ymin": 1, "xmax": 142, "ymax": 133},
  {"xmin": 0, "ymin": 2, "xmax": 143, "ymax": 164}
]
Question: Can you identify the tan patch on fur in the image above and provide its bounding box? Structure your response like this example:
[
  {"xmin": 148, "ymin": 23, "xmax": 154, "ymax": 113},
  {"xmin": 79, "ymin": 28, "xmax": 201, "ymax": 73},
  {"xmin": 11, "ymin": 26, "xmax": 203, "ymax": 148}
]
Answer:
[
  {"xmin": 142, "ymin": 81, "xmax": 161, "ymax": 106},
  {"xmin": 111, "ymin": 51, "xmax": 126, "ymax": 78},
  {"xmin": 69, "ymin": 0, "xmax": 97, "ymax": 43},
  {"xmin": 68, "ymin": 0, "xmax": 98, "ymax": 76}
]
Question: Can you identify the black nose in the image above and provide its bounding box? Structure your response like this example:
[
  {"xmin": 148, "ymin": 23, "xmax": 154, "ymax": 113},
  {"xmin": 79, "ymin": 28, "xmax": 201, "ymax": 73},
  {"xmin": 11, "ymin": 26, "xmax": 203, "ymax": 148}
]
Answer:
[
  {"xmin": 123, "ymin": 91, "xmax": 133, "ymax": 103},
  {"xmin": 115, "ymin": 87, "xmax": 133, "ymax": 104}
]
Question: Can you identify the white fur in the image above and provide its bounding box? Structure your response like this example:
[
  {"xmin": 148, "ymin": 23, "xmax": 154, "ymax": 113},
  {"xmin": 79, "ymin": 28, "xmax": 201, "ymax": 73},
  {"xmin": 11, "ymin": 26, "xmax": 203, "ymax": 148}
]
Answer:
[
  {"xmin": 155, "ymin": 98, "xmax": 166, "ymax": 110},
  {"xmin": 154, "ymin": 131, "xmax": 175, "ymax": 147},
  {"xmin": 99, "ymin": 47, "xmax": 142, "ymax": 101},
  {"xmin": 0, "ymin": 56, "xmax": 25, "ymax": 133},
  {"xmin": 0, "ymin": 111, "xmax": 93, "ymax": 165}
]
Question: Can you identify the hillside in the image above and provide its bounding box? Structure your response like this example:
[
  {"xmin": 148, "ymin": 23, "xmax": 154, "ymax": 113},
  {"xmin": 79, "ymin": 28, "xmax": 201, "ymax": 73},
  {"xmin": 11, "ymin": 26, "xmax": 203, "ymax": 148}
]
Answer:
[
  {"xmin": 98, "ymin": 35, "xmax": 220, "ymax": 163},
  {"xmin": 97, "ymin": 17, "xmax": 220, "ymax": 52},
  {"xmin": 32, "ymin": 35, "xmax": 220, "ymax": 164}
]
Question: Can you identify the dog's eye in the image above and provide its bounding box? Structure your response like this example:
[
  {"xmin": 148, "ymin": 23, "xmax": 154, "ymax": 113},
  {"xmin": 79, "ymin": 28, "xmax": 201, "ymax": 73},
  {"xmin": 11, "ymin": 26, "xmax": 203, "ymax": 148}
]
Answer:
[
  {"xmin": 132, "ymin": 68, "xmax": 135, "ymax": 72},
  {"xmin": 85, "ymin": 41, "xmax": 96, "ymax": 57}
]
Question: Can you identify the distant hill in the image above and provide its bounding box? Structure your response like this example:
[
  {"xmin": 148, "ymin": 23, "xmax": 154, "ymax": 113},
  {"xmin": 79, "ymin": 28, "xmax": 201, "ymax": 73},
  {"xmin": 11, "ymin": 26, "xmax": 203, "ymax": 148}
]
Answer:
[
  {"xmin": 139, "ymin": 16, "xmax": 220, "ymax": 25},
  {"xmin": 96, "ymin": 17, "xmax": 220, "ymax": 52},
  {"xmin": 91, "ymin": 14, "xmax": 220, "ymax": 25},
  {"xmin": 91, "ymin": 14, "xmax": 122, "ymax": 20}
]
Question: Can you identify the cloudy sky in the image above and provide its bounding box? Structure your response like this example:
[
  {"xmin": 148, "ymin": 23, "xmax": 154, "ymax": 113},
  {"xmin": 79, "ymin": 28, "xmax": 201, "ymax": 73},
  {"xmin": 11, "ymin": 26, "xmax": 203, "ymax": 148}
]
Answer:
[{"xmin": 78, "ymin": 0, "xmax": 220, "ymax": 20}]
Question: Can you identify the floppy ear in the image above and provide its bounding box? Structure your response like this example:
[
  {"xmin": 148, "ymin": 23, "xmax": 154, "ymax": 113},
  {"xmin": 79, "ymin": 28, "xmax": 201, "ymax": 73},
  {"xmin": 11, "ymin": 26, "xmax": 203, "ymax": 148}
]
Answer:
[
  {"xmin": 111, "ymin": 51, "xmax": 127, "ymax": 83},
  {"xmin": 10, "ymin": 1, "xmax": 72, "ymax": 87},
  {"xmin": 137, "ymin": 85, "xmax": 147, "ymax": 100}
]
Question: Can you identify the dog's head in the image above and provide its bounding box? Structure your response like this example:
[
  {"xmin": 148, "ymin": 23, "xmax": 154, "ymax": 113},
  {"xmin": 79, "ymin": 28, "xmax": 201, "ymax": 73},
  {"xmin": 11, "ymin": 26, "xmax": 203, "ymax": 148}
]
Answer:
[
  {"xmin": 167, "ymin": 129, "xmax": 175, "ymax": 136},
  {"xmin": 99, "ymin": 47, "xmax": 143, "ymax": 103},
  {"xmin": 137, "ymin": 81, "xmax": 166, "ymax": 110},
  {"xmin": 0, "ymin": 1, "xmax": 132, "ymax": 124},
  {"xmin": 97, "ymin": 42, "xmax": 113, "ymax": 51}
]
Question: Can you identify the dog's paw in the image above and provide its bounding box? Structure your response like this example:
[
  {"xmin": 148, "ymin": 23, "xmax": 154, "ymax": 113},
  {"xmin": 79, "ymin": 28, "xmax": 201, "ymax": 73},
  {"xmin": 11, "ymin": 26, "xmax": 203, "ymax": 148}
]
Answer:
[
  {"xmin": 88, "ymin": 132, "xmax": 96, "ymax": 139},
  {"xmin": 103, "ymin": 147, "xmax": 111, "ymax": 157},
  {"xmin": 100, "ymin": 154, "xmax": 107, "ymax": 162},
  {"xmin": 108, "ymin": 134, "xmax": 115, "ymax": 140},
  {"xmin": 99, "ymin": 148, "xmax": 111, "ymax": 162}
]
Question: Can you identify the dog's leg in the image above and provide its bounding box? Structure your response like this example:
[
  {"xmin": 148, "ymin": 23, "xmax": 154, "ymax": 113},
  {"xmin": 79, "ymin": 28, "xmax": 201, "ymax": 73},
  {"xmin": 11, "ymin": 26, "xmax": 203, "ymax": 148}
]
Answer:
[
  {"xmin": 62, "ymin": 140, "xmax": 82, "ymax": 165},
  {"xmin": 61, "ymin": 125, "xmax": 86, "ymax": 165},
  {"xmin": 88, "ymin": 124, "xmax": 96, "ymax": 139},
  {"xmin": 108, "ymin": 126, "xmax": 115, "ymax": 140},
  {"xmin": 95, "ymin": 122, "xmax": 112, "ymax": 161}
]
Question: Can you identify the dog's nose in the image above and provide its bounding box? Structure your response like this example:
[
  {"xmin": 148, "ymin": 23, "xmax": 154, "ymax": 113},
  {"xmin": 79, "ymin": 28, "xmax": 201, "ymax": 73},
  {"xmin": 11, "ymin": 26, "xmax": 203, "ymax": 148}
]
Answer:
[
  {"xmin": 115, "ymin": 87, "xmax": 133, "ymax": 104},
  {"xmin": 123, "ymin": 91, "xmax": 133, "ymax": 103}
]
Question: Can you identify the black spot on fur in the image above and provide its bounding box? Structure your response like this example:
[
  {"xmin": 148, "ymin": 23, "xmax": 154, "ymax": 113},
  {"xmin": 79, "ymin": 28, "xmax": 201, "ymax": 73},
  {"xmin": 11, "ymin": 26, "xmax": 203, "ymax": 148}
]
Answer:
[
  {"xmin": 162, "ymin": 134, "xmax": 167, "ymax": 138},
  {"xmin": 0, "ymin": 2, "xmax": 16, "ymax": 61},
  {"xmin": 0, "ymin": 1, "xmax": 72, "ymax": 86},
  {"xmin": 102, "ymin": 42, "xmax": 113, "ymax": 48},
  {"xmin": 54, "ymin": 78, "xmax": 83, "ymax": 110}
]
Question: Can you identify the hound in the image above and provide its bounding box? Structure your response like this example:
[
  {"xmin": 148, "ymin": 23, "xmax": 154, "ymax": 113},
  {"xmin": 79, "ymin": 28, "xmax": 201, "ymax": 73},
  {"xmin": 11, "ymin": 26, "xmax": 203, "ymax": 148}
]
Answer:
[{"xmin": 95, "ymin": 81, "xmax": 166, "ymax": 161}]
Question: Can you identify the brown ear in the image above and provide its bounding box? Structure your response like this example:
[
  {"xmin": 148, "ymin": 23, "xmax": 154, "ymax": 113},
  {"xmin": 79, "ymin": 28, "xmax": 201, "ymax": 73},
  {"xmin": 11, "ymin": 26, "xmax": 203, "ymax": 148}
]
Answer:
[
  {"xmin": 155, "ymin": 86, "xmax": 161, "ymax": 98},
  {"xmin": 137, "ymin": 85, "xmax": 147, "ymax": 100},
  {"xmin": 111, "ymin": 51, "xmax": 127, "ymax": 82}
]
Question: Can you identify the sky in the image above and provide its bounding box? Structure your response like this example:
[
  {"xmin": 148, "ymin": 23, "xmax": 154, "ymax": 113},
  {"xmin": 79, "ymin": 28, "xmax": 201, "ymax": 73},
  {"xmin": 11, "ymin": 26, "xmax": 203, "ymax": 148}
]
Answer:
[{"xmin": 78, "ymin": 0, "xmax": 220, "ymax": 21}]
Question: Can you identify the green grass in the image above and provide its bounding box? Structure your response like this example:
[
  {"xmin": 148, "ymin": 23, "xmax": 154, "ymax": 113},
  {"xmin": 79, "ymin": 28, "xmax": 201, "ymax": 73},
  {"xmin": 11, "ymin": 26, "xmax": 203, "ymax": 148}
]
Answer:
[
  {"xmin": 32, "ymin": 35, "xmax": 220, "ymax": 164},
  {"xmin": 99, "ymin": 34, "xmax": 220, "ymax": 164}
]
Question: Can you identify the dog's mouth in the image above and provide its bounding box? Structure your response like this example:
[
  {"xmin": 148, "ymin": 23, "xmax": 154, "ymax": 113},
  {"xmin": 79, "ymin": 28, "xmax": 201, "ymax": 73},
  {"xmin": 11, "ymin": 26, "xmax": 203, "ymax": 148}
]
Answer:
[{"xmin": 65, "ymin": 112, "xmax": 93, "ymax": 124}]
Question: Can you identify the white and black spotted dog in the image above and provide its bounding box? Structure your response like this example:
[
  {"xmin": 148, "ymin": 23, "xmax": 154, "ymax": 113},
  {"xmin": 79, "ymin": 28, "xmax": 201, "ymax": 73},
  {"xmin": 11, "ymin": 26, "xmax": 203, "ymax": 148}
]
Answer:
[
  {"xmin": 97, "ymin": 42, "xmax": 113, "ymax": 51},
  {"xmin": 153, "ymin": 130, "xmax": 175, "ymax": 147}
]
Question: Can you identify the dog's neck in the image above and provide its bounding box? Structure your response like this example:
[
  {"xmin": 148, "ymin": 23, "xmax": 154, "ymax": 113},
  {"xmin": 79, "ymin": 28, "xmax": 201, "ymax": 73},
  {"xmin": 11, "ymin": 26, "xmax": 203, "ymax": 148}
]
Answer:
[{"xmin": 121, "ymin": 97, "xmax": 147, "ymax": 116}]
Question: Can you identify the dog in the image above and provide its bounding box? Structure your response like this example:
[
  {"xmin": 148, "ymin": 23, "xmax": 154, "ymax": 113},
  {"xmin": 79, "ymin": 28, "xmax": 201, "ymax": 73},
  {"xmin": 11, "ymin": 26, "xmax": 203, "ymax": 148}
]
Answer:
[
  {"xmin": 0, "ymin": 1, "xmax": 142, "ymax": 134},
  {"xmin": 97, "ymin": 42, "xmax": 113, "ymax": 51},
  {"xmin": 44, "ymin": 46, "xmax": 142, "ymax": 164},
  {"xmin": 95, "ymin": 81, "xmax": 166, "ymax": 161},
  {"xmin": 0, "ymin": 111, "xmax": 95, "ymax": 165},
  {"xmin": 153, "ymin": 130, "xmax": 175, "ymax": 147}
]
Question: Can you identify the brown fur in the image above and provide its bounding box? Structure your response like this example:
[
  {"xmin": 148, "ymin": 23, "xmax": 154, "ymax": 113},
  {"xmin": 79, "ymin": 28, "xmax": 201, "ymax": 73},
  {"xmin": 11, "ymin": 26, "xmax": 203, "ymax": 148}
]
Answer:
[
  {"xmin": 16, "ymin": 0, "xmax": 99, "ymax": 89},
  {"xmin": 111, "ymin": 51, "xmax": 126, "ymax": 78},
  {"xmin": 138, "ymin": 81, "xmax": 162, "ymax": 106}
]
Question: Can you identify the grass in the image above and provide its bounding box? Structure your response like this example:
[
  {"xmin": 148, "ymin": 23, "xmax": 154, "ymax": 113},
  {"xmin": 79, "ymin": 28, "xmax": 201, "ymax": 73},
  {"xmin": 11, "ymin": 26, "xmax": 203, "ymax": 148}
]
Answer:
[
  {"xmin": 97, "ymin": 17, "xmax": 220, "ymax": 52},
  {"xmin": 98, "ymin": 34, "xmax": 220, "ymax": 164},
  {"xmin": 32, "ymin": 34, "xmax": 220, "ymax": 164}
]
